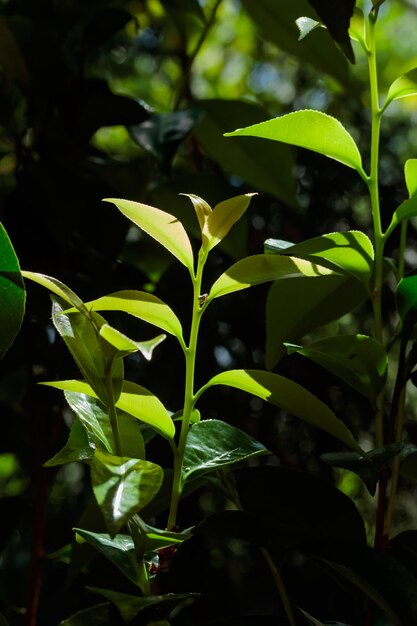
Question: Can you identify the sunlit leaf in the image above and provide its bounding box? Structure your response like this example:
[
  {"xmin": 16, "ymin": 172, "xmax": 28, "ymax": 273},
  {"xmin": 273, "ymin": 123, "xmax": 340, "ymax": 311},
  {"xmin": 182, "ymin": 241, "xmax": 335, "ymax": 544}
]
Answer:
[
  {"xmin": 104, "ymin": 198, "xmax": 194, "ymax": 273},
  {"xmin": 286, "ymin": 334, "xmax": 387, "ymax": 407},
  {"xmin": 204, "ymin": 194, "xmax": 256, "ymax": 252},
  {"xmin": 225, "ymin": 110, "xmax": 364, "ymax": 175},
  {"xmin": 99, "ymin": 324, "xmax": 166, "ymax": 362},
  {"xmin": 22, "ymin": 270, "xmax": 86, "ymax": 313},
  {"xmin": 296, "ymin": 17, "xmax": 321, "ymax": 41},
  {"xmin": 0, "ymin": 224, "xmax": 25, "ymax": 359},
  {"xmin": 200, "ymin": 370, "xmax": 364, "ymax": 454},
  {"xmin": 384, "ymin": 68, "xmax": 417, "ymax": 110},
  {"xmin": 349, "ymin": 7, "xmax": 365, "ymax": 45},
  {"xmin": 44, "ymin": 418, "xmax": 92, "ymax": 467},
  {"xmin": 386, "ymin": 197, "xmax": 417, "ymax": 239},
  {"xmin": 181, "ymin": 419, "xmax": 269, "ymax": 486},
  {"xmin": 76, "ymin": 291, "xmax": 183, "ymax": 341},
  {"xmin": 181, "ymin": 193, "xmax": 212, "ymax": 236},
  {"xmin": 208, "ymin": 254, "xmax": 335, "ymax": 301},
  {"xmin": 129, "ymin": 515, "xmax": 190, "ymax": 553},
  {"xmin": 405, "ymin": 159, "xmax": 417, "ymax": 198},
  {"xmin": 92, "ymin": 449, "xmax": 163, "ymax": 535},
  {"xmin": 43, "ymin": 379, "xmax": 175, "ymax": 441}
]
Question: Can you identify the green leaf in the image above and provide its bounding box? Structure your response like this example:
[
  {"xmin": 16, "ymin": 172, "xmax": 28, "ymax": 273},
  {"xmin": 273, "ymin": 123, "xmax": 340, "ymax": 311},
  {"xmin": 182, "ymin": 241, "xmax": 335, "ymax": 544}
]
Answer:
[
  {"xmin": 266, "ymin": 230, "xmax": 374, "ymax": 290},
  {"xmin": 405, "ymin": 159, "xmax": 417, "ymax": 198},
  {"xmin": 396, "ymin": 274, "xmax": 417, "ymax": 322},
  {"xmin": 306, "ymin": 0, "xmax": 356, "ymax": 63},
  {"xmin": 181, "ymin": 419, "xmax": 269, "ymax": 486},
  {"xmin": 129, "ymin": 516, "xmax": 190, "ymax": 553},
  {"xmin": 266, "ymin": 272, "xmax": 368, "ymax": 368},
  {"xmin": 225, "ymin": 110, "xmax": 364, "ymax": 175},
  {"xmin": 76, "ymin": 291, "xmax": 183, "ymax": 341},
  {"xmin": 64, "ymin": 391, "xmax": 146, "ymax": 459},
  {"xmin": 208, "ymin": 254, "xmax": 335, "ymax": 301},
  {"xmin": 200, "ymin": 370, "xmax": 364, "ymax": 454},
  {"xmin": 193, "ymin": 99, "xmax": 297, "ymax": 207},
  {"xmin": 181, "ymin": 193, "xmax": 212, "ymax": 235},
  {"xmin": 91, "ymin": 450, "xmax": 163, "ymax": 535},
  {"xmin": 44, "ymin": 418, "xmax": 92, "ymax": 466},
  {"xmin": 384, "ymin": 68, "xmax": 417, "ymax": 110},
  {"xmin": 386, "ymin": 197, "xmax": 417, "ymax": 239},
  {"xmin": 22, "ymin": 270, "xmax": 87, "ymax": 314},
  {"xmin": 287, "ymin": 334, "xmax": 387, "ymax": 407},
  {"xmin": 0, "ymin": 224, "xmax": 25, "ymax": 360},
  {"xmin": 295, "ymin": 17, "xmax": 321, "ymax": 41},
  {"xmin": 74, "ymin": 528, "xmax": 142, "ymax": 587},
  {"xmin": 240, "ymin": 0, "xmax": 349, "ymax": 85},
  {"xmin": 204, "ymin": 194, "xmax": 256, "ymax": 253},
  {"xmin": 59, "ymin": 603, "xmax": 113, "ymax": 625},
  {"xmin": 104, "ymin": 198, "xmax": 194, "ymax": 273},
  {"xmin": 99, "ymin": 324, "xmax": 166, "ymax": 362},
  {"xmin": 399, "ymin": 448, "xmax": 417, "ymax": 482},
  {"xmin": 43, "ymin": 380, "xmax": 175, "ymax": 441},
  {"xmin": 349, "ymin": 7, "xmax": 366, "ymax": 46}
]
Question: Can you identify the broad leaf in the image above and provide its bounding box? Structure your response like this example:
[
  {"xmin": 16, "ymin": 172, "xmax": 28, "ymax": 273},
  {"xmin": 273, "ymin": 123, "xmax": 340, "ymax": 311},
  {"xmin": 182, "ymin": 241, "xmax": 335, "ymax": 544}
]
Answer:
[
  {"xmin": 287, "ymin": 334, "xmax": 387, "ymax": 407},
  {"xmin": 181, "ymin": 419, "xmax": 269, "ymax": 486},
  {"xmin": 306, "ymin": 0, "xmax": 356, "ymax": 63},
  {"xmin": 91, "ymin": 450, "xmax": 163, "ymax": 535},
  {"xmin": 0, "ymin": 224, "xmax": 25, "ymax": 359},
  {"xmin": 22, "ymin": 270, "xmax": 86, "ymax": 313},
  {"xmin": 77, "ymin": 290, "xmax": 183, "ymax": 341},
  {"xmin": 200, "ymin": 370, "xmax": 364, "ymax": 454},
  {"xmin": 405, "ymin": 159, "xmax": 417, "ymax": 198},
  {"xmin": 104, "ymin": 198, "xmax": 194, "ymax": 273},
  {"xmin": 204, "ymin": 194, "xmax": 256, "ymax": 252},
  {"xmin": 225, "ymin": 110, "xmax": 364, "ymax": 175},
  {"xmin": 384, "ymin": 68, "xmax": 417, "ymax": 110},
  {"xmin": 74, "ymin": 528, "xmax": 142, "ymax": 587},
  {"xmin": 266, "ymin": 272, "xmax": 368, "ymax": 368},
  {"xmin": 266, "ymin": 230, "xmax": 374, "ymax": 290},
  {"xmin": 208, "ymin": 254, "xmax": 335, "ymax": 301},
  {"xmin": 43, "ymin": 379, "xmax": 175, "ymax": 441}
]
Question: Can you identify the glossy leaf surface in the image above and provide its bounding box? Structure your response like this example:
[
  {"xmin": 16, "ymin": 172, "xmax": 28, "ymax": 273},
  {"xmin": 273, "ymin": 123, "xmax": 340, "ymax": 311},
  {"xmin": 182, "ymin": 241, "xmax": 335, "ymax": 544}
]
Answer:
[
  {"xmin": 202, "ymin": 370, "xmax": 364, "ymax": 453},
  {"xmin": 43, "ymin": 379, "xmax": 175, "ymax": 440},
  {"xmin": 181, "ymin": 419, "xmax": 269, "ymax": 486},
  {"xmin": 266, "ymin": 273, "xmax": 368, "ymax": 368},
  {"xmin": 92, "ymin": 450, "xmax": 163, "ymax": 535},
  {"xmin": 208, "ymin": 254, "xmax": 335, "ymax": 301},
  {"xmin": 79, "ymin": 290, "xmax": 183, "ymax": 340},
  {"xmin": 287, "ymin": 334, "xmax": 387, "ymax": 407},
  {"xmin": 0, "ymin": 224, "xmax": 25, "ymax": 359},
  {"xmin": 385, "ymin": 67, "xmax": 417, "ymax": 109},
  {"xmin": 225, "ymin": 110, "xmax": 364, "ymax": 174},
  {"xmin": 405, "ymin": 159, "xmax": 417, "ymax": 198},
  {"xmin": 104, "ymin": 198, "xmax": 194, "ymax": 273}
]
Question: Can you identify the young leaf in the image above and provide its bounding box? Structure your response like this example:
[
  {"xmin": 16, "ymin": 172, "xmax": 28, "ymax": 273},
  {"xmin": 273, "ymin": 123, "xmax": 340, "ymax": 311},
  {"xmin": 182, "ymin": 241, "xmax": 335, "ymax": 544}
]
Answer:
[
  {"xmin": 287, "ymin": 334, "xmax": 388, "ymax": 407},
  {"xmin": 306, "ymin": 0, "xmax": 356, "ymax": 63},
  {"xmin": 385, "ymin": 197, "xmax": 417, "ymax": 239},
  {"xmin": 74, "ymin": 528, "xmax": 142, "ymax": 587},
  {"xmin": 349, "ymin": 7, "xmax": 366, "ymax": 46},
  {"xmin": 204, "ymin": 193, "xmax": 256, "ymax": 252},
  {"xmin": 181, "ymin": 419, "xmax": 269, "ymax": 486},
  {"xmin": 99, "ymin": 324, "xmax": 166, "ymax": 362},
  {"xmin": 200, "ymin": 370, "xmax": 364, "ymax": 454},
  {"xmin": 208, "ymin": 254, "xmax": 335, "ymax": 301},
  {"xmin": 225, "ymin": 110, "xmax": 364, "ymax": 175},
  {"xmin": 267, "ymin": 230, "xmax": 374, "ymax": 290},
  {"xmin": 266, "ymin": 272, "xmax": 368, "ymax": 369},
  {"xmin": 384, "ymin": 68, "xmax": 417, "ymax": 111},
  {"xmin": 74, "ymin": 290, "xmax": 183, "ymax": 342},
  {"xmin": 405, "ymin": 159, "xmax": 417, "ymax": 198},
  {"xmin": 91, "ymin": 450, "xmax": 163, "ymax": 535},
  {"xmin": 181, "ymin": 193, "xmax": 212, "ymax": 235},
  {"xmin": 295, "ymin": 17, "xmax": 321, "ymax": 41},
  {"xmin": 104, "ymin": 198, "xmax": 194, "ymax": 274},
  {"xmin": 44, "ymin": 418, "xmax": 93, "ymax": 467},
  {"xmin": 22, "ymin": 270, "xmax": 86, "ymax": 314},
  {"xmin": 0, "ymin": 224, "xmax": 25, "ymax": 360},
  {"xmin": 43, "ymin": 379, "xmax": 176, "ymax": 441},
  {"xmin": 129, "ymin": 516, "xmax": 190, "ymax": 553}
]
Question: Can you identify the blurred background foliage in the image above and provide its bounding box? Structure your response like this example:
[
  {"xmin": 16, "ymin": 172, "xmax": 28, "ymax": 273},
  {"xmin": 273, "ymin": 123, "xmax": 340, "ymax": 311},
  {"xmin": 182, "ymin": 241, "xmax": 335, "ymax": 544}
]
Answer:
[{"xmin": 1, "ymin": 0, "xmax": 417, "ymax": 624}]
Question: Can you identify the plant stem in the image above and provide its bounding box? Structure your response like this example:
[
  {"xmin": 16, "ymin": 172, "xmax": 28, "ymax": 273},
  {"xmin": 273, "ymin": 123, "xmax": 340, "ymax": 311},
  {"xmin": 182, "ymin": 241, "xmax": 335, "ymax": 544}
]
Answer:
[
  {"xmin": 167, "ymin": 250, "xmax": 207, "ymax": 530},
  {"xmin": 105, "ymin": 366, "xmax": 122, "ymax": 457}
]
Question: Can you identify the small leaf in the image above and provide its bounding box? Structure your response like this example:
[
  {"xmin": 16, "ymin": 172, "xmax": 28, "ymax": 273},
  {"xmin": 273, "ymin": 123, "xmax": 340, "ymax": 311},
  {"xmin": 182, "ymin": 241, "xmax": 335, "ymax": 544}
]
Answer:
[
  {"xmin": 386, "ymin": 197, "xmax": 417, "ymax": 239},
  {"xmin": 43, "ymin": 380, "xmax": 175, "ymax": 441},
  {"xmin": 225, "ymin": 110, "xmax": 364, "ymax": 175},
  {"xmin": 129, "ymin": 516, "xmax": 190, "ymax": 553},
  {"xmin": 44, "ymin": 418, "xmax": 92, "ymax": 467},
  {"xmin": 99, "ymin": 324, "xmax": 166, "ymax": 362},
  {"xmin": 306, "ymin": 0, "xmax": 356, "ymax": 63},
  {"xmin": 58, "ymin": 603, "xmax": 113, "ymax": 625},
  {"xmin": 385, "ymin": 68, "xmax": 417, "ymax": 110},
  {"xmin": 22, "ymin": 271, "xmax": 87, "ymax": 313},
  {"xmin": 91, "ymin": 449, "xmax": 163, "ymax": 535},
  {"xmin": 208, "ymin": 254, "xmax": 335, "ymax": 301},
  {"xmin": 405, "ymin": 159, "xmax": 417, "ymax": 198},
  {"xmin": 200, "ymin": 370, "xmax": 364, "ymax": 454},
  {"xmin": 104, "ymin": 198, "xmax": 194, "ymax": 273},
  {"xmin": 77, "ymin": 290, "xmax": 183, "ymax": 341},
  {"xmin": 296, "ymin": 17, "xmax": 321, "ymax": 41},
  {"xmin": 181, "ymin": 419, "xmax": 269, "ymax": 486},
  {"xmin": 396, "ymin": 274, "xmax": 417, "ymax": 322},
  {"xmin": 349, "ymin": 7, "xmax": 366, "ymax": 45},
  {"xmin": 205, "ymin": 193, "xmax": 256, "ymax": 252},
  {"xmin": 181, "ymin": 193, "xmax": 212, "ymax": 235},
  {"xmin": 287, "ymin": 334, "xmax": 388, "ymax": 407},
  {"xmin": 0, "ymin": 224, "xmax": 25, "ymax": 359},
  {"xmin": 74, "ymin": 528, "xmax": 142, "ymax": 587}
]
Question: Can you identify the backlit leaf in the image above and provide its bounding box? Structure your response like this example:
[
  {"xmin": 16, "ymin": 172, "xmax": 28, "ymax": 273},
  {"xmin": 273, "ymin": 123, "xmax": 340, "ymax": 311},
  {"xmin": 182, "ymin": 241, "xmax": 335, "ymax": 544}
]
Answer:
[
  {"xmin": 0, "ymin": 224, "xmax": 25, "ymax": 359},
  {"xmin": 104, "ymin": 198, "xmax": 194, "ymax": 273},
  {"xmin": 405, "ymin": 159, "xmax": 417, "ymax": 198},
  {"xmin": 91, "ymin": 449, "xmax": 163, "ymax": 535},
  {"xmin": 385, "ymin": 68, "xmax": 417, "ymax": 110},
  {"xmin": 22, "ymin": 271, "xmax": 86, "ymax": 313},
  {"xmin": 99, "ymin": 324, "xmax": 166, "ymax": 362},
  {"xmin": 208, "ymin": 254, "xmax": 335, "ymax": 301},
  {"xmin": 296, "ymin": 17, "xmax": 321, "ymax": 41},
  {"xmin": 200, "ymin": 370, "xmax": 364, "ymax": 454},
  {"xmin": 205, "ymin": 194, "xmax": 256, "ymax": 252},
  {"xmin": 181, "ymin": 193, "xmax": 212, "ymax": 236},
  {"xmin": 181, "ymin": 419, "xmax": 269, "ymax": 486},
  {"xmin": 386, "ymin": 197, "xmax": 417, "ymax": 239},
  {"xmin": 225, "ymin": 110, "xmax": 364, "ymax": 175}
]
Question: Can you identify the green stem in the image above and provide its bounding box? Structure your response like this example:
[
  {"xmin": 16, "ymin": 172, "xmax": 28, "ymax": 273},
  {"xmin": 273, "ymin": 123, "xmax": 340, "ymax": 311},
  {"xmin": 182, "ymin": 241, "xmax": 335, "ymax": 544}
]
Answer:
[
  {"xmin": 366, "ymin": 11, "xmax": 385, "ymax": 449},
  {"xmin": 167, "ymin": 250, "xmax": 207, "ymax": 530},
  {"xmin": 105, "ymin": 365, "xmax": 122, "ymax": 457}
]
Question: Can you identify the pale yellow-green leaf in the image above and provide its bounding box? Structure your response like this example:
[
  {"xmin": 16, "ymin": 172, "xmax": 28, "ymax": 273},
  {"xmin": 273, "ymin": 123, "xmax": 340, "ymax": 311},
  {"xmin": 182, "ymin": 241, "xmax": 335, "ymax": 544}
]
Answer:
[{"xmin": 205, "ymin": 193, "xmax": 255, "ymax": 252}]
